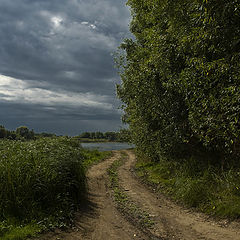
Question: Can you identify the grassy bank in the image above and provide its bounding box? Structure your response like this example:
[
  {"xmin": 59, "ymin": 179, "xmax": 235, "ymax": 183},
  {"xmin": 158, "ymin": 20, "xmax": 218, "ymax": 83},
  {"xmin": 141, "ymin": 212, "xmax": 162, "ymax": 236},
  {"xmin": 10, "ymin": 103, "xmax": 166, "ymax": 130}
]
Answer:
[
  {"xmin": 135, "ymin": 154, "xmax": 240, "ymax": 219},
  {"xmin": 0, "ymin": 137, "xmax": 110, "ymax": 240}
]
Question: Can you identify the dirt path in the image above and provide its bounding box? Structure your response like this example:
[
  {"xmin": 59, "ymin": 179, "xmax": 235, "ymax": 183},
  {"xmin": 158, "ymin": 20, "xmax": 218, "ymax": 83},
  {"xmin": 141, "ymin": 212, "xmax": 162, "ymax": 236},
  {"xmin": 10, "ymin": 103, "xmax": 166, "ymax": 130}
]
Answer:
[
  {"xmin": 37, "ymin": 151, "xmax": 148, "ymax": 240},
  {"xmin": 37, "ymin": 150, "xmax": 240, "ymax": 240},
  {"xmin": 118, "ymin": 150, "xmax": 240, "ymax": 240}
]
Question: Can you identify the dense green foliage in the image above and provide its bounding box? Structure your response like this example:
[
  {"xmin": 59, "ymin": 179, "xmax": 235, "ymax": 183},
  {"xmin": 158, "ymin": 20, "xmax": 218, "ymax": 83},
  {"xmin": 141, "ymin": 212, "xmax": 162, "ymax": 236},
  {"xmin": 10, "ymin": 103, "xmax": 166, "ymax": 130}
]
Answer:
[
  {"xmin": 117, "ymin": 0, "xmax": 240, "ymax": 164},
  {"xmin": 0, "ymin": 126, "xmax": 17, "ymax": 140},
  {"xmin": 0, "ymin": 137, "xmax": 110, "ymax": 239},
  {"xmin": 136, "ymin": 155, "xmax": 240, "ymax": 218}
]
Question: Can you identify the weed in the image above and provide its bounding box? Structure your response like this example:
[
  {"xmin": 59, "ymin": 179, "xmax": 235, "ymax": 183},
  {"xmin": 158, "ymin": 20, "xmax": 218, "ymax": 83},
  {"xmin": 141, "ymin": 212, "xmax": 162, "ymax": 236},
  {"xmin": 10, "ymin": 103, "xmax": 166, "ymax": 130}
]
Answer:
[{"xmin": 107, "ymin": 153, "xmax": 154, "ymax": 229}]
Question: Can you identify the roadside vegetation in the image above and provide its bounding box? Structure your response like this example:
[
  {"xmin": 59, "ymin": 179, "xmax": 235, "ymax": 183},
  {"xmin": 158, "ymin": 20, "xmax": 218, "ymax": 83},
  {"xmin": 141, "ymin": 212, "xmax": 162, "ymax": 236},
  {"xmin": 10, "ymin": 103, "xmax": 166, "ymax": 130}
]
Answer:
[
  {"xmin": 117, "ymin": 0, "xmax": 240, "ymax": 219},
  {"xmin": 136, "ymin": 155, "xmax": 240, "ymax": 218},
  {"xmin": 0, "ymin": 136, "xmax": 110, "ymax": 240},
  {"xmin": 107, "ymin": 152, "xmax": 154, "ymax": 230}
]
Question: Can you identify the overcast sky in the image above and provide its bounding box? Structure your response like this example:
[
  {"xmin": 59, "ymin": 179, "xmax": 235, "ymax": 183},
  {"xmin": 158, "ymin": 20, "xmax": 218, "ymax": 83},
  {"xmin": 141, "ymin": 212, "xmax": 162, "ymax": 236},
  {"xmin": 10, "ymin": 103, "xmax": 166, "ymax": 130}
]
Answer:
[{"xmin": 0, "ymin": 0, "xmax": 131, "ymax": 135}]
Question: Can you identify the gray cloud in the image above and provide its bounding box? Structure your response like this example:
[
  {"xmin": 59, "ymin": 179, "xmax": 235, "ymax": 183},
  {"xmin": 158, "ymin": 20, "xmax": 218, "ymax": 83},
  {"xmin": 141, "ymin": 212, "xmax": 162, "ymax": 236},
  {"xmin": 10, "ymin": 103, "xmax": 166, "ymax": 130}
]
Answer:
[{"xmin": 0, "ymin": 0, "xmax": 130, "ymax": 134}]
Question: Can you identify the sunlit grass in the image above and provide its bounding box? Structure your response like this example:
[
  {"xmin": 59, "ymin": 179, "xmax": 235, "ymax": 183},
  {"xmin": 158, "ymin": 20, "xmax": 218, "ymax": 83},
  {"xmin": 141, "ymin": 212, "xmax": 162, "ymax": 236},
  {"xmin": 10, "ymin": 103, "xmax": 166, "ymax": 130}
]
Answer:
[{"xmin": 0, "ymin": 221, "xmax": 41, "ymax": 240}]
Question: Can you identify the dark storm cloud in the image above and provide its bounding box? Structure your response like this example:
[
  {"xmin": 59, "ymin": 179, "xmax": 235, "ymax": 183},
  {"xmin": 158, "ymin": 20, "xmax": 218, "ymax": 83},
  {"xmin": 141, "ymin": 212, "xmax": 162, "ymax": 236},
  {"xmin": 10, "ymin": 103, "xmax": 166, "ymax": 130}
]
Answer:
[
  {"xmin": 0, "ymin": 100, "xmax": 120, "ymax": 121},
  {"xmin": 0, "ymin": 0, "xmax": 130, "ymax": 91},
  {"xmin": 0, "ymin": 98, "xmax": 122, "ymax": 135},
  {"xmin": 0, "ymin": 0, "xmax": 130, "ymax": 134}
]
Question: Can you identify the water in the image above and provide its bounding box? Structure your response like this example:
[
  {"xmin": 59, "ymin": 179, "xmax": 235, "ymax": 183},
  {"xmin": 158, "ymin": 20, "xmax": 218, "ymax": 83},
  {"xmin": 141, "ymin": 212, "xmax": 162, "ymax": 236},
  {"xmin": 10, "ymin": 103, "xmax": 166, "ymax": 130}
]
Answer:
[{"xmin": 81, "ymin": 142, "xmax": 135, "ymax": 151}]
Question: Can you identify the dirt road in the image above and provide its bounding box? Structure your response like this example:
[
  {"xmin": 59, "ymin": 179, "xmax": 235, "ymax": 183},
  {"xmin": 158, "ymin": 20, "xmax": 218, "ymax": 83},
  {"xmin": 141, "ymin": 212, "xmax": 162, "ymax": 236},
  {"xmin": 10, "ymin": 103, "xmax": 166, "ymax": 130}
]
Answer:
[{"xmin": 38, "ymin": 150, "xmax": 240, "ymax": 240}]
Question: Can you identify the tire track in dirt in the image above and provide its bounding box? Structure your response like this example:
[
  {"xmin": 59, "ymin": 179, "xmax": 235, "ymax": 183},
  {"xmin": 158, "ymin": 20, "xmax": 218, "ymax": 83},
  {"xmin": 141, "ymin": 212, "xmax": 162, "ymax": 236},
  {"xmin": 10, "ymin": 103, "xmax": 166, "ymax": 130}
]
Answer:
[
  {"xmin": 118, "ymin": 150, "xmax": 240, "ymax": 240},
  {"xmin": 37, "ymin": 151, "xmax": 149, "ymax": 240}
]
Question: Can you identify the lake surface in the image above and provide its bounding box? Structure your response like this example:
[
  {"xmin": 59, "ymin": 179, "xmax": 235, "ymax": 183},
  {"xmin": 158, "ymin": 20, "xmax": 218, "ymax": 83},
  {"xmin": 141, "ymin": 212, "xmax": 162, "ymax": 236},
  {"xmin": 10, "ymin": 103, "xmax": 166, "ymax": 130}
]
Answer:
[{"xmin": 81, "ymin": 142, "xmax": 135, "ymax": 151}]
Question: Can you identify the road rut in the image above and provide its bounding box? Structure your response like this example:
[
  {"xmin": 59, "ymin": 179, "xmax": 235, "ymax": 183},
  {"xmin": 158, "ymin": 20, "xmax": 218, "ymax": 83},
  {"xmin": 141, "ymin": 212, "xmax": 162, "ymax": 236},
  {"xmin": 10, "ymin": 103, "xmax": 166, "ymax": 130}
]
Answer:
[{"xmin": 37, "ymin": 150, "xmax": 240, "ymax": 240}]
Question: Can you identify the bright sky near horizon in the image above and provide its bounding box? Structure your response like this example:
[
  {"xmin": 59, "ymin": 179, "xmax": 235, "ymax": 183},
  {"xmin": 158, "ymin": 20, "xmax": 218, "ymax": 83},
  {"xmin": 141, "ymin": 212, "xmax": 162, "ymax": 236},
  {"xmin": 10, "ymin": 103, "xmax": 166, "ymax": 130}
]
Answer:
[{"xmin": 0, "ymin": 0, "xmax": 131, "ymax": 135}]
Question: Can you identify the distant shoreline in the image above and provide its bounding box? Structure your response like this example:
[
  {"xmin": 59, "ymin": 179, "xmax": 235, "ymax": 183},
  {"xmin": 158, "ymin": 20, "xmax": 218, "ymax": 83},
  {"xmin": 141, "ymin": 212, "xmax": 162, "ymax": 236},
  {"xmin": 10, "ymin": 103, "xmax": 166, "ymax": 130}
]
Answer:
[{"xmin": 76, "ymin": 138, "xmax": 127, "ymax": 143}]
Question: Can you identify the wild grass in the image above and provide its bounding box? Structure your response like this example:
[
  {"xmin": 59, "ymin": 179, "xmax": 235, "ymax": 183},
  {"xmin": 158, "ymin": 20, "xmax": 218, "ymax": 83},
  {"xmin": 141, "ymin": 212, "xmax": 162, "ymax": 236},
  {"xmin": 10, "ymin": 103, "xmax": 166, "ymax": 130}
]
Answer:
[
  {"xmin": 135, "ymin": 154, "xmax": 240, "ymax": 219},
  {"xmin": 107, "ymin": 153, "xmax": 154, "ymax": 229},
  {"xmin": 0, "ymin": 137, "xmax": 110, "ymax": 240},
  {"xmin": 82, "ymin": 149, "xmax": 112, "ymax": 168},
  {"xmin": 0, "ymin": 221, "xmax": 41, "ymax": 240}
]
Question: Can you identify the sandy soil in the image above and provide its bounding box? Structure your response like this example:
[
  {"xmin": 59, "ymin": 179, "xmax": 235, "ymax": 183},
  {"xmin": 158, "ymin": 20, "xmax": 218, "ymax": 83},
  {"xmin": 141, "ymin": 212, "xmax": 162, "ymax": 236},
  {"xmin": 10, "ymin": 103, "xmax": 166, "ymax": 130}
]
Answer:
[
  {"xmin": 36, "ymin": 150, "xmax": 240, "ymax": 240},
  {"xmin": 36, "ymin": 151, "xmax": 148, "ymax": 240},
  {"xmin": 119, "ymin": 150, "xmax": 240, "ymax": 240}
]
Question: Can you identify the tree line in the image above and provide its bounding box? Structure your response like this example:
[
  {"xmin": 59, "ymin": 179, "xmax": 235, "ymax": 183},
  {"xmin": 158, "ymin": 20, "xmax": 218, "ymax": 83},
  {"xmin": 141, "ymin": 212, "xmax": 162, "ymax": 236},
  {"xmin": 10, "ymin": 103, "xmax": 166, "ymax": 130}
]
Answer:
[
  {"xmin": 117, "ymin": 0, "xmax": 240, "ymax": 167},
  {"xmin": 78, "ymin": 129, "xmax": 131, "ymax": 142},
  {"xmin": 0, "ymin": 125, "xmax": 56, "ymax": 140},
  {"xmin": 0, "ymin": 125, "xmax": 131, "ymax": 142}
]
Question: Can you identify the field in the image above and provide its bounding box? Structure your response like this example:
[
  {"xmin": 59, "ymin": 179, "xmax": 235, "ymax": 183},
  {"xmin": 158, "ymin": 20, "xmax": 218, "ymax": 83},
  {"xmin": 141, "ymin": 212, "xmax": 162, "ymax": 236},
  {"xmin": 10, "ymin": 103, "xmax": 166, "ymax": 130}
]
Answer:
[{"xmin": 0, "ymin": 137, "xmax": 110, "ymax": 240}]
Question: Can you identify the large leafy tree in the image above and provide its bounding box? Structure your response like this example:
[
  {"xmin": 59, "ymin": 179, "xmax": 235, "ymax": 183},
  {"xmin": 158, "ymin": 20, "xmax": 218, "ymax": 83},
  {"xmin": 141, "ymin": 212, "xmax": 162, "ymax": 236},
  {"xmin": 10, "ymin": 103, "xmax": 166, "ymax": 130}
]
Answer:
[
  {"xmin": 0, "ymin": 125, "xmax": 7, "ymax": 139},
  {"xmin": 117, "ymin": 0, "xmax": 240, "ymax": 163}
]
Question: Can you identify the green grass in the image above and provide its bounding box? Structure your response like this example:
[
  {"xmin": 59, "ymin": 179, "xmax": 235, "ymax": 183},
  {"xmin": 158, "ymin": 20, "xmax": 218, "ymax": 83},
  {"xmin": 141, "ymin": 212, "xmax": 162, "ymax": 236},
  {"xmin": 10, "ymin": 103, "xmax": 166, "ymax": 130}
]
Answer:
[
  {"xmin": 0, "ymin": 137, "xmax": 111, "ymax": 240},
  {"xmin": 82, "ymin": 149, "xmax": 112, "ymax": 168},
  {"xmin": 107, "ymin": 153, "xmax": 154, "ymax": 229},
  {"xmin": 0, "ymin": 222, "xmax": 41, "ymax": 240},
  {"xmin": 135, "ymin": 154, "xmax": 240, "ymax": 219}
]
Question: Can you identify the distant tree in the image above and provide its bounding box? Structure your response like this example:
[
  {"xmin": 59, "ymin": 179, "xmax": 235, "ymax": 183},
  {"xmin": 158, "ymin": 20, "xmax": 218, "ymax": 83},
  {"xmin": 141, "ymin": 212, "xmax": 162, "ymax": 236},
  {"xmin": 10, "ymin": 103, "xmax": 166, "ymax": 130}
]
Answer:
[
  {"xmin": 104, "ymin": 132, "xmax": 117, "ymax": 141},
  {"xmin": 39, "ymin": 132, "xmax": 56, "ymax": 138},
  {"xmin": 0, "ymin": 125, "xmax": 6, "ymax": 138},
  {"xmin": 16, "ymin": 126, "xmax": 35, "ymax": 140},
  {"xmin": 9, "ymin": 131, "xmax": 17, "ymax": 140},
  {"xmin": 28, "ymin": 129, "xmax": 35, "ymax": 140},
  {"xmin": 95, "ymin": 131, "xmax": 104, "ymax": 139},
  {"xmin": 80, "ymin": 132, "xmax": 90, "ymax": 138},
  {"xmin": 89, "ymin": 132, "xmax": 96, "ymax": 139}
]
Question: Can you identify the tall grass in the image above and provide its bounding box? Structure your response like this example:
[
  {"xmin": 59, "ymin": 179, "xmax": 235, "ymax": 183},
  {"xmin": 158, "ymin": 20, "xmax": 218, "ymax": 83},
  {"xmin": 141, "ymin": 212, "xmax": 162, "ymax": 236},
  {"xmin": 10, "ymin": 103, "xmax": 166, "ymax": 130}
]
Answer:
[
  {"xmin": 136, "ymin": 154, "xmax": 240, "ymax": 219},
  {"xmin": 0, "ymin": 137, "xmax": 110, "ymax": 239},
  {"xmin": 0, "ymin": 137, "xmax": 86, "ymax": 221}
]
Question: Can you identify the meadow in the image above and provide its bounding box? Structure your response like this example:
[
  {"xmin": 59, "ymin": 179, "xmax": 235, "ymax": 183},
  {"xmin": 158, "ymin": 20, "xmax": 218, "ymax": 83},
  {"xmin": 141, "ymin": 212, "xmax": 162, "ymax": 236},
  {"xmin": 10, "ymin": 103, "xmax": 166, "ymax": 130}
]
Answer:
[{"xmin": 0, "ymin": 137, "xmax": 110, "ymax": 240}]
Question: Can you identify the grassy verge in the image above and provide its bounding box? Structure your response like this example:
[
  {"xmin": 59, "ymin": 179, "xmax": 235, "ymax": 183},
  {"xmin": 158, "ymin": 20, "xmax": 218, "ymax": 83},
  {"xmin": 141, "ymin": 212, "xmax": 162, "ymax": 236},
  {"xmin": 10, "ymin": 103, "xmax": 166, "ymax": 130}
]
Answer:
[
  {"xmin": 135, "ymin": 154, "xmax": 240, "ymax": 219},
  {"xmin": 0, "ymin": 137, "xmax": 111, "ymax": 240},
  {"xmin": 82, "ymin": 149, "xmax": 112, "ymax": 168},
  {"xmin": 107, "ymin": 152, "xmax": 154, "ymax": 230}
]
